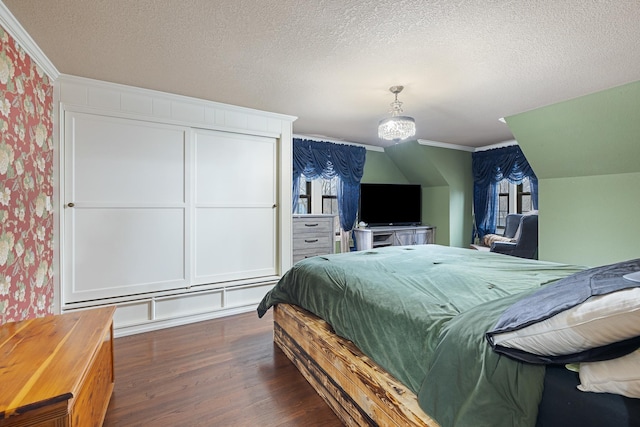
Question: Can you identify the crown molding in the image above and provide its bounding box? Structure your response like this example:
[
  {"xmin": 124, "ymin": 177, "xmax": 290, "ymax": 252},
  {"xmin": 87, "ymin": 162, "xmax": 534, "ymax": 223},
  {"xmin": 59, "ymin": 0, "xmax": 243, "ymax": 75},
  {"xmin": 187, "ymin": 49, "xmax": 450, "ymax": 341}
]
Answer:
[
  {"xmin": 418, "ymin": 138, "xmax": 520, "ymax": 152},
  {"xmin": 473, "ymin": 139, "xmax": 518, "ymax": 152},
  {"xmin": 295, "ymin": 136, "xmax": 517, "ymax": 154},
  {"xmin": 293, "ymin": 134, "xmax": 384, "ymax": 152},
  {"xmin": 417, "ymin": 139, "xmax": 475, "ymax": 152},
  {"xmin": 0, "ymin": 2, "xmax": 59, "ymax": 80}
]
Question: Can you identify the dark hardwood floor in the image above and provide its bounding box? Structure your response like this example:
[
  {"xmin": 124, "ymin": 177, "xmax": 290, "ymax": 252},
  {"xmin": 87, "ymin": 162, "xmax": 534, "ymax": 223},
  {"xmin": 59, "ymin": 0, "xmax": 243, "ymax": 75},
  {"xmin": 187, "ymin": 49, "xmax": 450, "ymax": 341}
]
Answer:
[{"xmin": 103, "ymin": 310, "xmax": 342, "ymax": 427}]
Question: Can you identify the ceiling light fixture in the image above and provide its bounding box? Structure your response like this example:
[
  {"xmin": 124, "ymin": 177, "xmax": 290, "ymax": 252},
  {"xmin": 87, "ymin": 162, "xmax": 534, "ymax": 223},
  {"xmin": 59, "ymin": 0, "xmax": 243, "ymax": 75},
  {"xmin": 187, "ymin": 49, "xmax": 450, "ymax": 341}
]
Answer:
[{"xmin": 378, "ymin": 85, "xmax": 416, "ymax": 142}]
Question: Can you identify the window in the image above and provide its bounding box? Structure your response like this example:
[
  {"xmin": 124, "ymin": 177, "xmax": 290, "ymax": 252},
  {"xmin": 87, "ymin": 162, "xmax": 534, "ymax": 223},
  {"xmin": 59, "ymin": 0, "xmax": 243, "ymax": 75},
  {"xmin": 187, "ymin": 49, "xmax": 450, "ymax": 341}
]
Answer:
[
  {"xmin": 321, "ymin": 177, "xmax": 340, "ymax": 233},
  {"xmin": 517, "ymin": 180, "xmax": 532, "ymax": 213},
  {"xmin": 296, "ymin": 178, "xmax": 311, "ymax": 214},
  {"xmin": 497, "ymin": 180, "xmax": 510, "ymax": 229},
  {"xmin": 496, "ymin": 177, "xmax": 533, "ymax": 230},
  {"xmin": 297, "ymin": 175, "xmax": 341, "ymax": 233}
]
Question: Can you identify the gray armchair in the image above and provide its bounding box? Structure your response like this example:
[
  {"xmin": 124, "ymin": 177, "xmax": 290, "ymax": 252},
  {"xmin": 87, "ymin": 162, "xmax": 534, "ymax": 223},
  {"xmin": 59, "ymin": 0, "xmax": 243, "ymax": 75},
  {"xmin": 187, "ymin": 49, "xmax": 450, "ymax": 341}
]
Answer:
[
  {"xmin": 502, "ymin": 213, "xmax": 523, "ymax": 239},
  {"xmin": 480, "ymin": 213, "xmax": 521, "ymax": 247},
  {"xmin": 490, "ymin": 214, "xmax": 538, "ymax": 259}
]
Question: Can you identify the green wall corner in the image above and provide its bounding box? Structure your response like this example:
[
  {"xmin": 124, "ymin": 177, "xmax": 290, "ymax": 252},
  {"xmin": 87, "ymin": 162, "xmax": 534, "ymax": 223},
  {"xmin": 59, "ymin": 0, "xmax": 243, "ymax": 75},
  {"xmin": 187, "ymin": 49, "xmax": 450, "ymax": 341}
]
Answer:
[
  {"xmin": 507, "ymin": 80, "xmax": 640, "ymax": 265},
  {"xmin": 361, "ymin": 150, "xmax": 409, "ymax": 184},
  {"xmin": 379, "ymin": 141, "xmax": 473, "ymax": 248}
]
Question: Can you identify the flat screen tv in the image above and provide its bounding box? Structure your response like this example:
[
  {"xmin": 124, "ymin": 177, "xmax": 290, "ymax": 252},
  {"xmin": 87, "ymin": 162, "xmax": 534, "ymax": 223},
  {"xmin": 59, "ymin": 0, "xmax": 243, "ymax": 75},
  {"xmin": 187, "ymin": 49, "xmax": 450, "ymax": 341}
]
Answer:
[{"xmin": 359, "ymin": 183, "xmax": 422, "ymax": 226}]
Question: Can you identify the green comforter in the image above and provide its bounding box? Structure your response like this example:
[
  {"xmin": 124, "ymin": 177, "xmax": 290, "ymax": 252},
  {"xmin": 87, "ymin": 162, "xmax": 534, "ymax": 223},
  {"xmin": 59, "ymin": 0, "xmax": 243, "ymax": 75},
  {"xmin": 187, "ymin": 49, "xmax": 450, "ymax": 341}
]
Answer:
[{"xmin": 257, "ymin": 245, "xmax": 584, "ymax": 427}]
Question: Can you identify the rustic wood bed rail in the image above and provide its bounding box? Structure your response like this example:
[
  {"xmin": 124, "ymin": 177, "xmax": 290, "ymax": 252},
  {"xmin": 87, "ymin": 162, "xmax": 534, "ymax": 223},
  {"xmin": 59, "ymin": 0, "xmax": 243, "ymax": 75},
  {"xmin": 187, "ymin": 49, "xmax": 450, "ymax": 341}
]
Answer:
[{"xmin": 273, "ymin": 303, "xmax": 439, "ymax": 427}]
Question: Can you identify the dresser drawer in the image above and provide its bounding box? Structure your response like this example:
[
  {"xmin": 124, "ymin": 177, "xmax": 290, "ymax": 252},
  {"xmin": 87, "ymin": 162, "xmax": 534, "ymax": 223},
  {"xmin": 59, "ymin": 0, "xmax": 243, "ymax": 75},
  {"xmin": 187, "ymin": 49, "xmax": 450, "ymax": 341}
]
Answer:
[
  {"xmin": 293, "ymin": 218, "xmax": 333, "ymax": 236},
  {"xmin": 293, "ymin": 245, "xmax": 334, "ymax": 263},
  {"xmin": 293, "ymin": 253, "xmax": 330, "ymax": 264},
  {"xmin": 292, "ymin": 215, "xmax": 335, "ymax": 263},
  {"xmin": 293, "ymin": 235, "xmax": 334, "ymax": 251}
]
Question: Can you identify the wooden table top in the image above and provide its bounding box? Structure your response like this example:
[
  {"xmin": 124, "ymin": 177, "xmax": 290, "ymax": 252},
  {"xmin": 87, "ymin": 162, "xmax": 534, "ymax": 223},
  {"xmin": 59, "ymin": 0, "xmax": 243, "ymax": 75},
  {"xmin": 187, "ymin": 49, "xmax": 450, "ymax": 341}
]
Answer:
[{"xmin": 0, "ymin": 306, "xmax": 115, "ymax": 420}]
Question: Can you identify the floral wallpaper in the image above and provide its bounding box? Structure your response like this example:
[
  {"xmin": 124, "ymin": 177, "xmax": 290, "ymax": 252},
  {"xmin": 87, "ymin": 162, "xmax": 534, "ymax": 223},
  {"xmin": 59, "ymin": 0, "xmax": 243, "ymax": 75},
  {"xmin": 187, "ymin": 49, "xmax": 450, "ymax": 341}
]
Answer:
[{"xmin": 0, "ymin": 25, "xmax": 54, "ymax": 323}]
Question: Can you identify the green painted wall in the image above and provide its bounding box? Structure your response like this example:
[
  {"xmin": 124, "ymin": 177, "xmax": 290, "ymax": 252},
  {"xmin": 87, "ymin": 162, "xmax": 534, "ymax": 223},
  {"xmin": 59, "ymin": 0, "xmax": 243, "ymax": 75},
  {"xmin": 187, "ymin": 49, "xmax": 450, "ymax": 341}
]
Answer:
[
  {"xmin": 423, "ymin": 186, "xmax": 450, "ymax": 245},
  {"xmin": 362, "ymin": 149, "xmax": 451, "ymax": 245},
  {"xmin": 383, "ymin": 141, "xmax": 473, "ymax": 247},
  {"xmin": 539, "ymin": 173, "xmax": 640, "ymax": 266},
  {"xmin": 506, "ymin": 80, "xmax": 640, "ymax": 266},
  {"xmin": 361, "ymin": 150, "xmax": 409, "ymax": 184}
]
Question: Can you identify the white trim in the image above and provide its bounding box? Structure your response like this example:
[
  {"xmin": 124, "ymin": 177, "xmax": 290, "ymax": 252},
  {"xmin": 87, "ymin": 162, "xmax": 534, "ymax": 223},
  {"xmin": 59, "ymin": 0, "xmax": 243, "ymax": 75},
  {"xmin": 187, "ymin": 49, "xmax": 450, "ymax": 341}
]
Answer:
[
  {"xmin": 60, "ymin": 101, "xmax": 285, "ymax": 140},
  {"xmin": 473, "ymin": 139, "xmax": 518, "ymax": 152},
  {"xmin": 297, "ymin": 135, "xmax": 518, "ymax": 153},
  {"xmin": 112, "ymin": 304, "xmax": 258, "ymax": 338},
  {"xmin": 0, "ymin": 2, "xmax": 59, "ymax": 80},
  {"xmin": 294, "ymin": 133, "xmax": 384, "ymax": 152},
  {"xmin": 59, "ymin": 74, "xmax": 297, "ymax": 122},
  {"xmin": 52, "ymin": 79, "xmax": 61, "ymax": 314},
  {"xmin": 417, "ymin": 138, "xmax": 475, "ymax": 152}
]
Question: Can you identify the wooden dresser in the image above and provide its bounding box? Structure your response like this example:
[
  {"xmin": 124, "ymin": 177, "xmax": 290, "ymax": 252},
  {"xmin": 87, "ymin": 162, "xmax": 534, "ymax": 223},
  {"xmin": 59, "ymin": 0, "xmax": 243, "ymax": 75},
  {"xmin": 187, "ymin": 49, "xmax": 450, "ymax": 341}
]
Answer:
[
  {"xmin": 0, "ymin": 306, "xmax": 115, "ymax": 427},
  {"xmin": 292, "ymin": 214, "xmax": 335, "ymax": 263}
]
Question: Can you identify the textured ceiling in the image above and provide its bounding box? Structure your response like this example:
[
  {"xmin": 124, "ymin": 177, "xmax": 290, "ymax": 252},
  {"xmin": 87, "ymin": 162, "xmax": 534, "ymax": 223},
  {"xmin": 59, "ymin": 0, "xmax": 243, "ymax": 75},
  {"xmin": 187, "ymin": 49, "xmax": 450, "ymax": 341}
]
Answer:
[{"xmin": 4, "ymin": 0, "xmax": 640, "ymax": 147}]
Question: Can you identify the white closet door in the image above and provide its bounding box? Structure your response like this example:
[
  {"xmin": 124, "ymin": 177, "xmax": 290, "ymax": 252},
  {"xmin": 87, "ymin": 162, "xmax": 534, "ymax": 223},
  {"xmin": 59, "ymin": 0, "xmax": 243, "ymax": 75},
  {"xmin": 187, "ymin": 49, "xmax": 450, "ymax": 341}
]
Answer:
[
  {"xmin": 193, "ymin": 129, "xmax": 277, "ymax": 284},
  {"xmin": 63, "ymin": 112, "xmax": 189, "ymax": 303}
]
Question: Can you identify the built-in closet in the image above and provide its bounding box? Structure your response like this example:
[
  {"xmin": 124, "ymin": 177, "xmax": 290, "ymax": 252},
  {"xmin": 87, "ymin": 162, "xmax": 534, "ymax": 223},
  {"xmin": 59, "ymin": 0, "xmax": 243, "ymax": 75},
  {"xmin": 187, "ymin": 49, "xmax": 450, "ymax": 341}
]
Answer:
[{"xmin": 58, "ymin": 76, "xmax": 295, "ymax": 336}]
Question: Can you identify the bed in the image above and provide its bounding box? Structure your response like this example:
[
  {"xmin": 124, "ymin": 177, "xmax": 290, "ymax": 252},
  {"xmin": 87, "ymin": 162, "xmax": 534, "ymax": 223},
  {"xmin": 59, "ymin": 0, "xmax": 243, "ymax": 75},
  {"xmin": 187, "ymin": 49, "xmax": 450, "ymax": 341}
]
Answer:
[{"xmin": 258, "ymin": 245, "xmax": 640, "ymax": 427}]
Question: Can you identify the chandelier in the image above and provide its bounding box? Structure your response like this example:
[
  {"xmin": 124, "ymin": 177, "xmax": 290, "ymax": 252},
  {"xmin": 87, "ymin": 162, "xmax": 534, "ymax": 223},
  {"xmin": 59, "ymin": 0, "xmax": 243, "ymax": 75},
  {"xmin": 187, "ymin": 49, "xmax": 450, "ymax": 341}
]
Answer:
[{"xmin": 378, "ymin": 85, "xmax": 416, "ymax": 142}]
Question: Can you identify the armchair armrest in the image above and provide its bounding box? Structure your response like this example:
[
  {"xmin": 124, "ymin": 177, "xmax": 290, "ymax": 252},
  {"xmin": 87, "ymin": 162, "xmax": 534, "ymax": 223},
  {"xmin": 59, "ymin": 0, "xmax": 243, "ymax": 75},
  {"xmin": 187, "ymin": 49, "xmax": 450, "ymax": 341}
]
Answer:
[{"xmin": 490, "ymin": 241, "xmax": 516, "ymax": 255}]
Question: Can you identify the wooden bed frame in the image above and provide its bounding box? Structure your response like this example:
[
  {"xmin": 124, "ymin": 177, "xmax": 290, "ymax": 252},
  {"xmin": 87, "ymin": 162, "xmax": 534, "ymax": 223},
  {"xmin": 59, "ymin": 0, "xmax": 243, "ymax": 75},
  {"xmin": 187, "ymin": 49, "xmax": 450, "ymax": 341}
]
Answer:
[{"xmin": 273, "ymin": 303, "xmax": 439, "ymax": 426}]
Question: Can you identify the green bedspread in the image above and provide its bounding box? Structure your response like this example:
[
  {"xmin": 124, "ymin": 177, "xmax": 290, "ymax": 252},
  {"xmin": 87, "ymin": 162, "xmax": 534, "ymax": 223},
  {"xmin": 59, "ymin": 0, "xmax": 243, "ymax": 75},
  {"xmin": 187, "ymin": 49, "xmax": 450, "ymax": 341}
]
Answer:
[{"xmin": 257, "ymin": 245, "xmax": 584, "ymax": 427}]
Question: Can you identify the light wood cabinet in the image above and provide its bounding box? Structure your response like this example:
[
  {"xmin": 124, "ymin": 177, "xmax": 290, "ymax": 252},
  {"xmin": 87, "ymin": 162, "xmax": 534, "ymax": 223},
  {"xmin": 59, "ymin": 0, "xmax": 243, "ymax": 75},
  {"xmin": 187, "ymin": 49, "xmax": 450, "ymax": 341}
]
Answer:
[
  {"xmin": 353, "ymin": 225, "xmax": 436, "ymax": 251},
  {"xmin": 0, "ymin": 307, "xmax": 115, "ymax": 427},
  {"xmin": 292, "ymin": 215, "xmax": 335, "ymax": 263}
]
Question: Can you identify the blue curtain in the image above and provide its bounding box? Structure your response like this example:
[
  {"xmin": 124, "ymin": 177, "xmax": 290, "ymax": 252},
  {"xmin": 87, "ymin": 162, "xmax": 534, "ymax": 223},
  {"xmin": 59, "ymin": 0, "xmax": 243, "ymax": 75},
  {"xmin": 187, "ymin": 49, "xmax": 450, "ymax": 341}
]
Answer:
[
  {"xmin": 472, "ymin": 145, "xmax": 538, "ymax": 240},
  {"xmin": 292, "ymin": 138, "xmax": 366, "ymax": 232}
]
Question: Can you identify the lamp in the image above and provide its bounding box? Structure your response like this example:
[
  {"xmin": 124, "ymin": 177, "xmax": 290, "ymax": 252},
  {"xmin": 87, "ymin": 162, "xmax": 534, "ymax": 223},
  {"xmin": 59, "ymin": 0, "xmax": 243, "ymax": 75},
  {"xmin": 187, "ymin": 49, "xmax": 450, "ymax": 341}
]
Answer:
[{"xmin": 378, "ymin": 85, "xmax": 416, "ymax": 142}]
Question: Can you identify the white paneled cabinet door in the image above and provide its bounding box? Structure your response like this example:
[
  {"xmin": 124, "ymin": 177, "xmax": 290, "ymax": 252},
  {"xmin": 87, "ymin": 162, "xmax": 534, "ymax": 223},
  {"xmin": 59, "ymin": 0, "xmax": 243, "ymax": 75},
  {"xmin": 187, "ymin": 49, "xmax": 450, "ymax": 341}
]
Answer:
[
  {"xmin": 193, "ymin": 129, "xmax": 277, "ymax": 284},
  {"xmin": 63, "ymin": 112, "xmax": 189, "ymax": 303}
]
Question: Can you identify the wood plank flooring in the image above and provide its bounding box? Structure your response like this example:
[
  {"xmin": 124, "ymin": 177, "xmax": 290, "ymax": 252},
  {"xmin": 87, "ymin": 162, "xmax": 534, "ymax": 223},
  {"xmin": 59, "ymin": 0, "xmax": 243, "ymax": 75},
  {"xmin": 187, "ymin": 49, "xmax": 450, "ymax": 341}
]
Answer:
[{"xmin": 103, "ymin": 310, "xmax": 342, "ymax": 427}]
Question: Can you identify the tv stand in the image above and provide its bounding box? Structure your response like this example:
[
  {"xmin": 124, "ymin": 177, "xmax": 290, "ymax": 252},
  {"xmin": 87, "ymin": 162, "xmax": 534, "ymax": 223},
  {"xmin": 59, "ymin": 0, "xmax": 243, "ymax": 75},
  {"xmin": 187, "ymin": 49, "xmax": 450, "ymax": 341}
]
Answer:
[{"xmin": 353, "ymin": 225, "xmax": 436, "ymax": 251}]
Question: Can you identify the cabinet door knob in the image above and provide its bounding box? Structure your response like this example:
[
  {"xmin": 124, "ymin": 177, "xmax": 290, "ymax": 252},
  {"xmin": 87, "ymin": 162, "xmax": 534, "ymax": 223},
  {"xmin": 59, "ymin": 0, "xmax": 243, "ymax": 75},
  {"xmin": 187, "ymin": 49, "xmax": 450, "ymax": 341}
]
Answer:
[{"xmin": 67, "ymin": 203, "xmax": 75, "ymax": 208}]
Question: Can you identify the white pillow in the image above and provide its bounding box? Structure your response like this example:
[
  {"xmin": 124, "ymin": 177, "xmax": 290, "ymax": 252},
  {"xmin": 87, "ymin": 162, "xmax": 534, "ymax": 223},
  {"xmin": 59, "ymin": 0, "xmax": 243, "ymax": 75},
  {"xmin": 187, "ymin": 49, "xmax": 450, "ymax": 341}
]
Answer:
[
  {"xmin": 490, "ymin": 287, "xmax": 640, "ymax": 356},
  {"xmin": 487, "ymin": 259, "xmax": 640, "ymax": 364},
  {"xmin": 578, "ymin": 348, "xmax": 640, "ymax": 398}
]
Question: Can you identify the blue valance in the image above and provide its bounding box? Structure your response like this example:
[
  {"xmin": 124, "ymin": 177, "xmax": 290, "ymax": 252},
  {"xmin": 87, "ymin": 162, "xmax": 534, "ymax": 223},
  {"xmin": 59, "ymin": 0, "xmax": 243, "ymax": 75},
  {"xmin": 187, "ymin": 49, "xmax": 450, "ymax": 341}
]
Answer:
[
  {"xmin": 472, "ymin": 145, "xmax": 538, "ymax": 240},
  {"xmin": 292, "ymin": 138, "xmax": 366, "ymax": 232}
]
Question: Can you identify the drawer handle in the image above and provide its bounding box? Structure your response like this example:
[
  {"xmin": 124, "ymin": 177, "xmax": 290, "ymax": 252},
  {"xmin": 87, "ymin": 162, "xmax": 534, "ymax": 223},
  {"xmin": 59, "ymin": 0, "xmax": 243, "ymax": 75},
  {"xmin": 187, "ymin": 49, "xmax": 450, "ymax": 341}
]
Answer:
[
  {"xmin": 304, "ymin": 223, "xmax": 319, "ymax": 227},
  {"xmin": 305, "ymin": 239, "xmax": 319, "ymax": 243}
]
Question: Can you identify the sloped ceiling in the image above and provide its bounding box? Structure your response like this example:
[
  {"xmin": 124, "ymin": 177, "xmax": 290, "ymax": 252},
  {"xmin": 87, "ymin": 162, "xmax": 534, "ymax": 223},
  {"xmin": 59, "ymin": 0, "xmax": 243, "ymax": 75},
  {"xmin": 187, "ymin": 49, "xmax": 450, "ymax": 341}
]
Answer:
[
  {"xmin": 4, "ymin": 0, "xmax": 640, "ymax": 147},
  {"xmin": 507, "ymin": 80, "xmax": 640, "ymax": 179}
]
